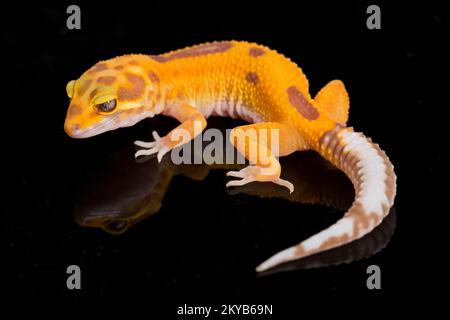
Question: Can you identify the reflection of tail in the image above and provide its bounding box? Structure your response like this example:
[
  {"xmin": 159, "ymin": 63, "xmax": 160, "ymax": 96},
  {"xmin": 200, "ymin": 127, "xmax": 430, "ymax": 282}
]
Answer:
[
  {"xmin": 256, "ymin": 125, "xmax": 397, "ymax": 272},
  {"xmin": 258, "ymin": 208, "xmax": 396, "ymax": 276}
]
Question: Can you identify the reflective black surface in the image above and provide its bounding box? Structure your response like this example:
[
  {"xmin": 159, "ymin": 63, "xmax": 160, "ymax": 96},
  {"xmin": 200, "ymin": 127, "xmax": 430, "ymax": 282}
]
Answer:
[
  {"xmin": 73, "ymin": 131, "xmax": 397, "ymax": 274},
  {"xmin": 3, "ymin": 1, "xmax": 448, "ymax": 304}
]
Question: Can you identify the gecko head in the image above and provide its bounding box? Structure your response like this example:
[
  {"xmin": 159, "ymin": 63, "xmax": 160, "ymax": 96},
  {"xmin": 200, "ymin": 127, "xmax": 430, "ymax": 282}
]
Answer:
[{"xmin": 64, "ymin": 56, "xmax": 161, "ymax": 138}]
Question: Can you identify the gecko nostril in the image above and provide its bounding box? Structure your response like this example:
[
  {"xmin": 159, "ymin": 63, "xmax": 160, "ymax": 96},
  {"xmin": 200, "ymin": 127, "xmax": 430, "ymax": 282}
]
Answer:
[{"xmin": 65, "ymin": 123, "xmax": 81, "ymax": 137}]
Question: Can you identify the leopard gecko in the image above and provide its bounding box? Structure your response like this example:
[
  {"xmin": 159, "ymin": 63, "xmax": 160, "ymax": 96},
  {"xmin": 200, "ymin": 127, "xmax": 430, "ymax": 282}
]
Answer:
[{"xmin": 64, "ymin": 41, "xmax": 397, "ymax": 272}]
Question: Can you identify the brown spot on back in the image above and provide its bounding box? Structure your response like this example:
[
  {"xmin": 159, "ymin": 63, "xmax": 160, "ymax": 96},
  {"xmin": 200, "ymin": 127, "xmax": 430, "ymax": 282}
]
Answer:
[
  {"xmin": 114, "ymin": 65, "xmax": 124, "ymax": 70},
  {"xmin": 77, "ymin": 80, "xmax": 92, "ymax": 97},
  {"xmin": 249, "ymin": 47, "xmax": 265, "ymax": 57},
  {"xmin": 287, "ymin": 86, "xmax": 319, "ymax": 120},
  {"xmin": 129, "ymin": 60, "xmax": 139, "ymax": 66},
  {"xmin": 149, "ymin": 55, "xmax": 169, "ymax": 63},
  {"xmin": 246, "ymin": 72, "xmax": 259, "ymax": 84},
  {"xmin": 97, "ymin": 76, "xmax": 117, "ymax": 85},
  {"xmin": 88, "ymin": 62, "xmax": 108, "ymax": 74},
  {"xmin": 148, "ymin": 71, "xmax": 160, "ymax": 83},
  {"xmin": 68, "ymin": 104, "xmax": 83, "ymax": 117},
  {"xmin": 118, "ymin": 73, "xmax": 145, "ymax": 101},
  {"xmin": 149, "ymin": 41, "xmax": 233, "ymax": 63}
]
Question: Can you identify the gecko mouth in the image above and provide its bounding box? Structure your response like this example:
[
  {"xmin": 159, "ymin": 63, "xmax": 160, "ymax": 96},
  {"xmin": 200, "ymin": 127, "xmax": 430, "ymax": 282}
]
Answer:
[
  {"xmin": 65, "ymin": 113, "xmax": 123, "ymax": 138},
  {"xmin": 66, "ymin": 109, "xmax": 154, "ymax": 138}
]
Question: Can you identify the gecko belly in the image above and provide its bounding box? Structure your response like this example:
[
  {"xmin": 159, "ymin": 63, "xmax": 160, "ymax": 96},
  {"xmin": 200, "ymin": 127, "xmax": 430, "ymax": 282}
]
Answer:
[{"xmin": 205, "ymin": 98, "xmax": 264, "ymax": 123}]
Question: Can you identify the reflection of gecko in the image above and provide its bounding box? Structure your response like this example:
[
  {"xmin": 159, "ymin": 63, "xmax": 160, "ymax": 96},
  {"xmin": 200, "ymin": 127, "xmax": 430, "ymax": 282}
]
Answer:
[
  {"xmin": 64, "ymin": 41, "xmax": 396, "ymax": 272},
  {"xmin": 75, "ymin": 143, "xmax": 396, "ymax": 273},
  {"xmin": 74, "ymin": 142, "xmax": 355, "ymax": 234}
]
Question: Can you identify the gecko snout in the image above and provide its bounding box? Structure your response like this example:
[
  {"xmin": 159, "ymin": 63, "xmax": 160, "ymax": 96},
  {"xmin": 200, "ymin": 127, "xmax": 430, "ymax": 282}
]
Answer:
[{"xmin": 64, "ymin": 121, "xmax": 82, "ymax": 138}]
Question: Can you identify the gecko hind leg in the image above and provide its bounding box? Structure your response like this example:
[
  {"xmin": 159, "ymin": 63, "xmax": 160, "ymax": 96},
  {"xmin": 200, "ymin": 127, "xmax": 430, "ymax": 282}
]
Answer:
[{"xmin": 226, "ymin": 122, "xmax": 305, "ymax": 193}]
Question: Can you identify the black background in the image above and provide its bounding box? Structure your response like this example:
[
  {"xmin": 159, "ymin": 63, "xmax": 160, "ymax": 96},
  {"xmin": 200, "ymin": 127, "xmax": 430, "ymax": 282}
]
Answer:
[{"xmin": 2, "ymin": 0, "xmax": 448, "ymax": 309}]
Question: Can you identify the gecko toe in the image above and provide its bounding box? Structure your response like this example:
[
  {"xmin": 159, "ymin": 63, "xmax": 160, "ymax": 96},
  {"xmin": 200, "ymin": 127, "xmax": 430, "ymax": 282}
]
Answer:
[
  {"xmin": 226, "ymin": 170, "xmax": 246, "ymax": 178},
  {"xmin": 156, "ymin": 146, "xmax": 170, "ymax": 162},
  {"xmin": 226, "ymin": 178, "xmax": 254, "ymax": 188},
  {"xmin": 152, "ymin": 130, "xmax": 161, "ymax": 140},
  {"xmin": 274, "ymin": 178, "xmax": 294, "ymax": 193},
  {"xmin": 134, "ymin": 140, "xmax": 157, "ymax": 148},
  {"xmin": 135, "ymin": 148, "xmax": 159, "ymax": 158}
]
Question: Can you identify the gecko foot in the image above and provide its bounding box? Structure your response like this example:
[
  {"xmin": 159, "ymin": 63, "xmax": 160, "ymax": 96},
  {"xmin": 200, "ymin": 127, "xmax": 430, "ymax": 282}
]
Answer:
[
  {"xmin": 226, "ymin": 165, "xmax": 294, "ymax": 193},
  {"xmin": 134, "ymin": 131, "xmax": 170, "ymax": 162}
]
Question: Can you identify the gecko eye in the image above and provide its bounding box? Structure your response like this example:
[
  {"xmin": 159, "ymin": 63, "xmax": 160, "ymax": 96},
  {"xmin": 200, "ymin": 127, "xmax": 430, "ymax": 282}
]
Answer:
[{"xmin": 94, "ymin": 99, "xmax": 117, "ymax": 113}]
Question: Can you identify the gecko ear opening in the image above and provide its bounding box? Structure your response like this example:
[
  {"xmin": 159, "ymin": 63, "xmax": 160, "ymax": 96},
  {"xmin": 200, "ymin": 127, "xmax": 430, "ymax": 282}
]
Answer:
[{"xmin": 66, "ymin": 80, "xmax": 76, "ymax": 98}]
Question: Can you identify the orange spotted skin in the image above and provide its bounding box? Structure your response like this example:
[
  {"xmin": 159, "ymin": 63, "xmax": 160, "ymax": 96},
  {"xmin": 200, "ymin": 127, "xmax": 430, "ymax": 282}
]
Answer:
[
  {"xmin": 64, "ymin": 40, "xmax": 335, "ymax": 146},
  {"xmin": 150, "ymin": 41, "xmax": 337, "ymax": 149},
  {"xmin": 64, "ymin": 41, "xmax": 396, "ymax": 272}
]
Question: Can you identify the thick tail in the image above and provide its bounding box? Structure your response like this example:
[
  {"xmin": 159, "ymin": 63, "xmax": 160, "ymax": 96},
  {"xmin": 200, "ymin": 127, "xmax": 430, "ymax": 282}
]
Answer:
[{"xmin": 256, "ymin": 125, "xmax": 397, "ymax": 272}]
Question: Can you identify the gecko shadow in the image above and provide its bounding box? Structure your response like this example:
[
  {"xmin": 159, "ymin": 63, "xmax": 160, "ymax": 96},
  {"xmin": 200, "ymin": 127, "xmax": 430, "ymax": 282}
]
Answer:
[{"xmin": 72, "ymin": 132, "xmax": 396, "ymax": 272}]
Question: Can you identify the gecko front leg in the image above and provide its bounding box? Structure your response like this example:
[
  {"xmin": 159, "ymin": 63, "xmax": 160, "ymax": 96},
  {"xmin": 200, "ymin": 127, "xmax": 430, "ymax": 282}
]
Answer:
[{"xmin": 135, "ymin": 102, "xmax": 207, "ymax": 162}]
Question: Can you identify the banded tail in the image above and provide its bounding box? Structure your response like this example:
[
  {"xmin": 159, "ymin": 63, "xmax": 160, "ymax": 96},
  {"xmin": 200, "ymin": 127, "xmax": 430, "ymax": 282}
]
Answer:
[{"xmin": 256, "ymin": 125, "xmax": 397, "ymax": 272}]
